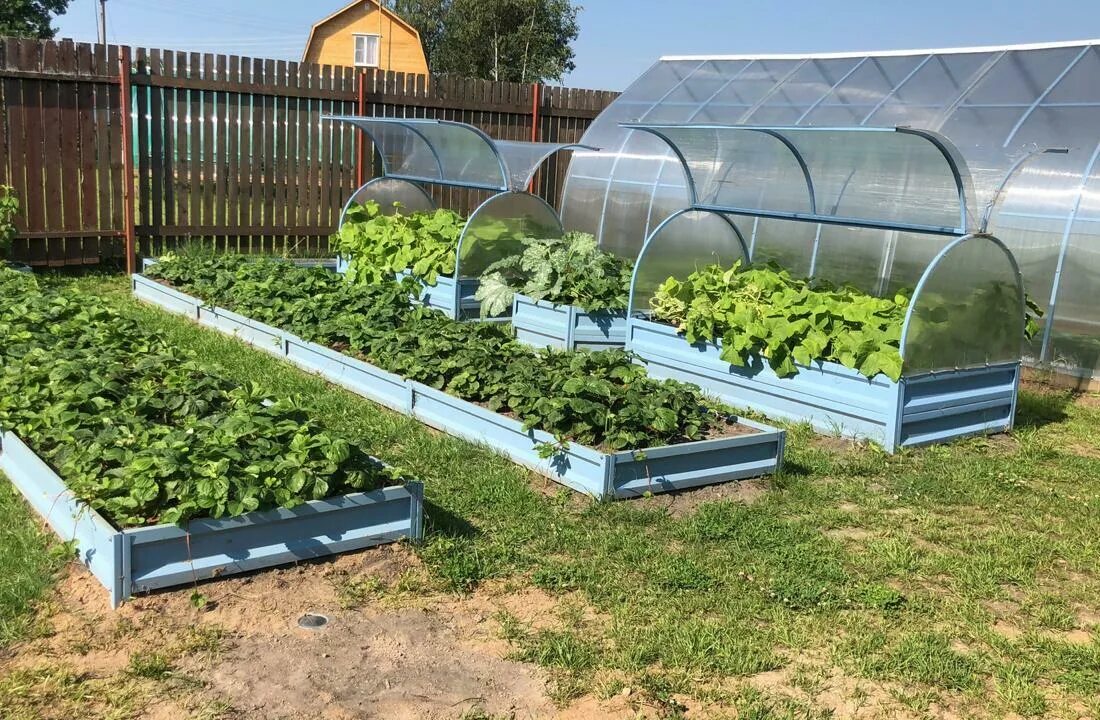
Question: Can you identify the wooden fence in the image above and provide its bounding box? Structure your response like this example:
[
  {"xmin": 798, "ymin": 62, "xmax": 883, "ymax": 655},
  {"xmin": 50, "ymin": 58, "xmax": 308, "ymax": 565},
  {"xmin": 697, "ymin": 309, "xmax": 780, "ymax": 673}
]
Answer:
[{"xmin": 0, "ymin": 37, "xmax": 618, "ymax": 266}]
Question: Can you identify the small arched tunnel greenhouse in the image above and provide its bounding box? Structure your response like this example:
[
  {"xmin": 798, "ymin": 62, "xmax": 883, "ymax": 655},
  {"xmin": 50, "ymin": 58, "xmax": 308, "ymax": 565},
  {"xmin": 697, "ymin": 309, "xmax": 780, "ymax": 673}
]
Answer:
[
  {"xmin": 325, "ymin": 115, "xmax": 595, "ymax": 319},
  {"xmin": 611, "ymin": 123, "xmax": 1026, "ymax": 451},
  {"xmin": 560, "ymin": 40, "xmax": 1100, "ymax": 387}
]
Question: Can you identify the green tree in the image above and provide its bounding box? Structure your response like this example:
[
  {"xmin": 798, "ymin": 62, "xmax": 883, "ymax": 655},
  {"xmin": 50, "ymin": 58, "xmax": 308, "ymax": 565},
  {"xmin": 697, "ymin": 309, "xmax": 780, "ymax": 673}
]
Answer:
[
  {"xmin": 0, "ymin": 1, "xmax": 73, "ymax": 39},
  {"xmin": 389, "ymin": 0, "xmax": 448, "ymax": 68},
  {"xmin": 389, "ymin": 0, "xmax": 579, "ymax": 83}
]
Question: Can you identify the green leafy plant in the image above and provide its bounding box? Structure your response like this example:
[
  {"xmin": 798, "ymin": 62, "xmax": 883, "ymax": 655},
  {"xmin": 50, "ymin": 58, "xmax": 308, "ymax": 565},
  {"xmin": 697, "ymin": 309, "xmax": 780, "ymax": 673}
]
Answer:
[
  {"xmin": 147, "ymin": 255, "xmax": 741, "ymax": 451},
  {"xmin": 0, "ymin": 186, "xmax": 20, "ymax": 261},
  {"xmin": 334, "ymin": 201, "xmax": 465, "ymax": 285},
  {"xmin": 651, "ymin": 261, "xmax": 909, "ymax": 380},
  {"xmin": 0, "ymin": 266, "xmax": 409, "ymax": 528},
  {"xmin": 651, "ymin": 260, "xmax": 1042, "ymax": 382},
  {"xmin": 475, "ymin": 232, "xmax": 633, "ymax": 317}
]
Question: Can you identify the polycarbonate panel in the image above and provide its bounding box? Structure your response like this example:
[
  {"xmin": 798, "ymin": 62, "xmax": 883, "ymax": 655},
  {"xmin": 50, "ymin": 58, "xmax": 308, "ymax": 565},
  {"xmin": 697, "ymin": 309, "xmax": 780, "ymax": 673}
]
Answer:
[
  {"xmin": 560, "ymin": 41, "xmax": 1100, "ymax": 376},
  {"xmin": 328, "ymin": 117, "xmax": 594, "ymax": 193},
  {"xmin": 628, "ymin": 125, "xmax": 969, "ymax": 232},
  {"xmin": 346, "ymin": 119, "xmax": 441, "ymax": 182},
  {"xmin": 881, "ymin": 232, "xmax": 953, "ymax": 297},
  {"xmin": 902, "ymin": 236, "xmax": 1024, "ymax": 374},
  {"xmin": 745, "ymin": 216, "xmax": 816, "ymax": 277},
  {"xmin": 494, "ymin": 141, "xmax": 593, "ymax": 191},
  {"xmin": 455, "ymin": 192, "xmax": 563, "ymax": 278},
  {"xmin": 341, "ymin": 178, "xmax": 436, "ymax": 227},
  {"xmin": 400, "ymin": 121, "xmax": 503, "ymax": 188},
  {"xmin": 629, "ymin": 210, "xmax": 749, "ymax": 316},
  {"xmin": 809, "ymin": 225, "xmax": 891, "ymax": 295},
  {"xmin": 1049, "ymin": 167, "xmax": 1100, "ymax": 372}
]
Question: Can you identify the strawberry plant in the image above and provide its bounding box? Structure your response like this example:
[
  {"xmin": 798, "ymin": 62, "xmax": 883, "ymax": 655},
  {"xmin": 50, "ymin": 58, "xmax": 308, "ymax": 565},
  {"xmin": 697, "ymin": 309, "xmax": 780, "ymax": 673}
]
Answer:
[
  {"xmin": 474, "ymin": 232, "xmax": 634, "ymax": 317},
  {"xmin": 650, "ymin": 261, "xmax": 1041, "ymax": 381},
  {"xmin": 147, "ymin": 255, "xmax": 742, "ymax": 451},
  {"xmin": 0, "ymin": 266, "xmax": 408, "ymax": 528}
]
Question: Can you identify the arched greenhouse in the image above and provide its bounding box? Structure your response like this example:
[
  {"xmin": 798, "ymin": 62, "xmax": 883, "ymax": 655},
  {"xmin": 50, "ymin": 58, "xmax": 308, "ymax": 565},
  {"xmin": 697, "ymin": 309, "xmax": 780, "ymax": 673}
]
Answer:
[{"xmin": 560, "ymin": 39, "xmax": 1100, "ymax": 386}]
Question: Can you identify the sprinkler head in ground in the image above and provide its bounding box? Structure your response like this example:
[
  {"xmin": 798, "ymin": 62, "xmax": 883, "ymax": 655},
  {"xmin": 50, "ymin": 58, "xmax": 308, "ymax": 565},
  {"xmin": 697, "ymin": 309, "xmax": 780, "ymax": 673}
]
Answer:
[{"xmin": 297, "ymin": 613, "xmax": 329, "ymax": 630}]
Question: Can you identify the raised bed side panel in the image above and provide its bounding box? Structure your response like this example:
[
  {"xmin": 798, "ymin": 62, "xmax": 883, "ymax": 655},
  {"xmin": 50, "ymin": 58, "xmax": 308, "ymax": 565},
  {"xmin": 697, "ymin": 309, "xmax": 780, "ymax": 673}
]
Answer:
[
  {"xmin": 899, "ymin": 364, "xmax": 1020, "ymax": 448},
  {"xmin": 408, "ymin": 381, "xmax": 608, "ymax": 496},
  {"xmin": 456, "ymin": 277, "xmax": 483, "ymax": 319},
  {"xmin": 0, "ymin": 432, "xmax": 125, "ymax": 605},
  {"xmin": 610, "ymin": 420, "xmax": 785, "ymax": 498},
  {"xmin": 512, "ymin": 295, "xmax": 627, "ymax": 351},
  {"xmin": 197, "ymin": 306, "xmax": 286, "ymax": 357},
  {"xmin": 629, "ymin": 318, "xmax": 898, "ymax": 449},
  {"xmin": 572, "ymin": 309, "xmax": 628, "ymax": 351},
  {"xmin": 513, "ymin": 294, "xmax": 574, "ymax": 349},
  {"xmin": 283, "ymin": 335, "xmax": 412, "ymax": 414},
  {"xmin": 132, "ymin": 274, "xmax": 201, "ymax": 319},
  {"xmin": 125, "ymin": 485, "xmax": 423, "ymax": 594}
]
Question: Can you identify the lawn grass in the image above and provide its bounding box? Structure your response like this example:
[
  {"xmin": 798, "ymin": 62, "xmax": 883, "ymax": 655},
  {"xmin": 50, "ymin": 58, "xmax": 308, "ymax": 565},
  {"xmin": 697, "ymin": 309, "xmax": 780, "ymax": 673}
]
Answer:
[
  {"xmin": 0, "ymin": 473, "xmax": 66, "ymax": 650},
  {"xmin": 19, "ymin": 273, "xmax": 1100, "ymax": 717}
]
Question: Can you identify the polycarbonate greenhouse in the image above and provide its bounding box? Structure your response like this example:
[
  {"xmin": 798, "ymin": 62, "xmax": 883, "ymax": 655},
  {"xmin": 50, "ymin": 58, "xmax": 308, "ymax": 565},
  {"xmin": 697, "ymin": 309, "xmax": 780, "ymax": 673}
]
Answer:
[
  {"xmin": 560, "ymin": 39, "xmax": 1100, "ymax": 384},
  {"xmin": 326, "ymin": 116, "xmax": 593, "ymax": 319},
  {"xmin": 612, "ymin": 122, "xmax": 1025, "ymax": 450}
]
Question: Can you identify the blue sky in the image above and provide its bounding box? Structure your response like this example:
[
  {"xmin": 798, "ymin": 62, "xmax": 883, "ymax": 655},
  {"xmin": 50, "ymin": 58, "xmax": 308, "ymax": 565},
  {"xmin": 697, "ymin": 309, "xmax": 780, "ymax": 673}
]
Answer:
[{"xmin": 54, "ymin": 0, "xmax": 1100, "ymax": 90}]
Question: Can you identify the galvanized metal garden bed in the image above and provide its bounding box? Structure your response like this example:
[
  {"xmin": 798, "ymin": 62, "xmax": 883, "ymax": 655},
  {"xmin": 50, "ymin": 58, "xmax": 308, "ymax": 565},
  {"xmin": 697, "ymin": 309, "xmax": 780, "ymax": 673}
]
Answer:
[
  {"xmin": 628, "ymin": 317, "xmax": 1020, "ymax": 453},
  {"xmin": 0, "ymin": 431, "xmax": 424, "ymax": 608},
  {"xmin": 133, "ymin": 273, "xmax": 785, "ymax": 498},
  {"xmin": 511, "ymin": 293, "xmax": 627, "ymax": 351}
]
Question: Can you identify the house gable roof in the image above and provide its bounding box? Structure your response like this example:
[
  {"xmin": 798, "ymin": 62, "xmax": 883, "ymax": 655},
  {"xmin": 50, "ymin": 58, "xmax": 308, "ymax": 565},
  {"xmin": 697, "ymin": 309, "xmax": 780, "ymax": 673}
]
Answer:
[{"xmin": 302, "ymin": 0, "xmax": 423, "ymax": 63}]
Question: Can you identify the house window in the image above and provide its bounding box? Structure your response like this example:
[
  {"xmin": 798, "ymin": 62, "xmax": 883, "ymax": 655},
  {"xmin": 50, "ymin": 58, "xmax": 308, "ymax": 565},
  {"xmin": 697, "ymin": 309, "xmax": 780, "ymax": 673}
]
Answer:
[{"xmin": 354, "ymin": 34, "xmax": 381, "ymax": 67}]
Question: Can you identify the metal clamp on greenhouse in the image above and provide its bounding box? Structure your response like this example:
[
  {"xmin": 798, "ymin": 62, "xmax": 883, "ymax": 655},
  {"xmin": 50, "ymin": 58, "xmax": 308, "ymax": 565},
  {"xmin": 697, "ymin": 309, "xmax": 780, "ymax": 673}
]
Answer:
[
  {"xmin": 619, "ymin": 123, "xmax": 1040, "ymax": 452},
  {"xmin": 325, "ymin": 115, "xmax": 596, "ymax": 320}
]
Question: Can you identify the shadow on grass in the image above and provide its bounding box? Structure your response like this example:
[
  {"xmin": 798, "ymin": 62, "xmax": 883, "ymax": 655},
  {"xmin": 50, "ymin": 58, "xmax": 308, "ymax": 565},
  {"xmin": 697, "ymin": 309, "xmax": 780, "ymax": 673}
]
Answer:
[
  {"xmin": 1015, "ymin": 387, "xmax": 1073, "ymax": 430},
  {"xmin": 422, "ymin": 499, "xmax": 479, "ymax": 540}
]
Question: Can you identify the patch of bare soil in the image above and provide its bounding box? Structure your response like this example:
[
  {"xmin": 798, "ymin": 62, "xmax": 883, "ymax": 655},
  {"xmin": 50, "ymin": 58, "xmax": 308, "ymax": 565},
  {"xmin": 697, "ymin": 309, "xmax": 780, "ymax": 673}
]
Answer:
[
  {"xmin": 208, "ymin": 606, "xmax": 551, "ymax": 720},
  {"xmin": 0, "ymin": 545, "xmax": 569, "ymax": 720},
  {"xmin": 808, "ymin": 435, "xmax": 861, "ymax": 453},
  {"xmin": 743, "ymin": 663, "xmax": 926, "ymax": 720},
  {"xmin": 824, "ymin": 527, "xmax": 876, "ymax": 542},
  {"xmin": 1066, "ymin": 442, "xmax": 1100, "ymax": 459},
  {"xmin": 633, "ymin": 477, "xmax": 772, "ymax": 517}
]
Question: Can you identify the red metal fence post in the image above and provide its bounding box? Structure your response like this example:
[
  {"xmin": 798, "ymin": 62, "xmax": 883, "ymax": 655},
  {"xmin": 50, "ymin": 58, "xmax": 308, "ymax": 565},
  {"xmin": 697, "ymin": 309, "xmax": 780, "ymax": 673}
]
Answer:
[
  {"xmin": 119, "ymin": 46, "xmax": 136, "ymax": 274},
  {"xmin": 356, "ymin": 70, "xmax": 366, "ymax": 187}
]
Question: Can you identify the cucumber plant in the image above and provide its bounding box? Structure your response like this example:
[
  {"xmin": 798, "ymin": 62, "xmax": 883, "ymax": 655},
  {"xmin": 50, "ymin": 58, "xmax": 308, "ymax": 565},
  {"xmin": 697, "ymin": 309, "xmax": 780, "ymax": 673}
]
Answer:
[
  {"xmin": 335, "ymin": 201, "xmax": 465, "ymax": 285},
  {"xmin": 651, "ymin": 260, "xmax": 1041, "ymax": 381}
]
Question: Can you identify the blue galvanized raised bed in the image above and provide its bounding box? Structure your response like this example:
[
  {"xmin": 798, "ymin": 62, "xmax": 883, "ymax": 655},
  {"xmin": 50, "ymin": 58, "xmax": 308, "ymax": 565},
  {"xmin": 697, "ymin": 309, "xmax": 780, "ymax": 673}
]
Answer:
[
  {"xmin": 511, "ymin": 293, "xmax": 627, "ymax": 351},
  {"xmin": 628, "ymin": 317, "xmax": 1020, "ymax": 453},
  {"xmin": 133, "ymin": 274, "xmax": 786, "ymax": 499},
  {"xmin": 0, "ymin": 431, "xmax": 424, "ymax": 608}
]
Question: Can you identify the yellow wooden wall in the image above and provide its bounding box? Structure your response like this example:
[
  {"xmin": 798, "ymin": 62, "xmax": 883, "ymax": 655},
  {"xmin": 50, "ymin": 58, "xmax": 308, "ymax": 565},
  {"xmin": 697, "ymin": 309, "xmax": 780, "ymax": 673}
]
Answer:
[{"xmin": 304, "ymin": 2, "xmax": 428, "ymax": 74}]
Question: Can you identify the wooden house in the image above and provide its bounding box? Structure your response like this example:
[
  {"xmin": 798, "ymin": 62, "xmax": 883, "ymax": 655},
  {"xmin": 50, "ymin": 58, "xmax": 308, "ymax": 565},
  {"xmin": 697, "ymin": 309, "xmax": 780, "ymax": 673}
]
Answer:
[{"xmin": 302, "ymin": 1, "xmax": 429, "ymax": 74}]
